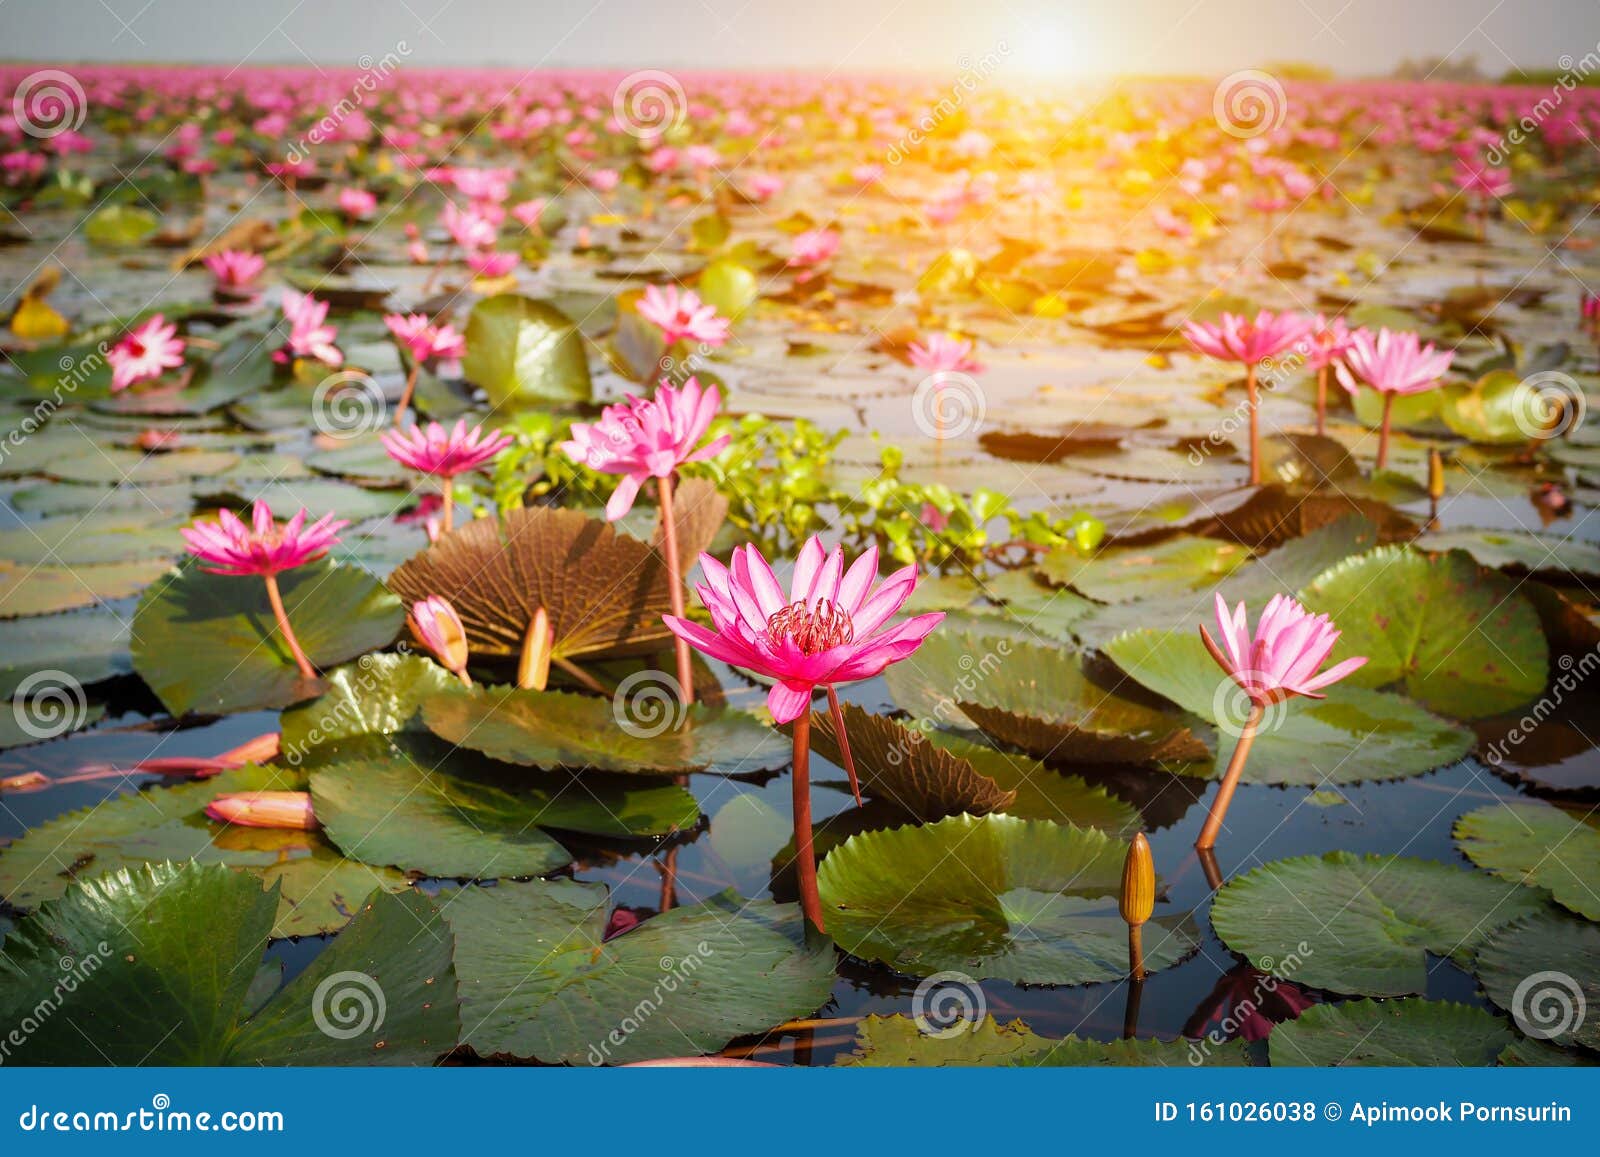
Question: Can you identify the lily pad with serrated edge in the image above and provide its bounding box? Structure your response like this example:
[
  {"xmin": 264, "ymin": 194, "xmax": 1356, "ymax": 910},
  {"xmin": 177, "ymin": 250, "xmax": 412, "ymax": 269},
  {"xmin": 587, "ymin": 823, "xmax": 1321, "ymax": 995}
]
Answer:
[
  {"xmin": 279, "ymin": 653, "xmax": 456, "ymax": 758},
  {"xmin": 1210, "ymin": 851, "xmax": 1547, "ymax": 997},
  {"xmin": 1298, "ymin": 545, "xmax": 1548, "ymax": 719},
  {"xmin": 444, "ymin": 881, "xmax": 834, "ymax": 1064},
  {"xmin": 1474, "ymin": 910, "xmax": 1600, "ymax": 1051},
  {"xmin": 388, "ymin": 505, "xmax": 678, "ymax": 661},
  {"xmin": 0, "ymin": 862, "xmax": 455, "ymax": 1065},
  {"xmin": 422, "ymin": 682, "xmax": 786, "ymax": 775},
  {"xmin": 922, "ymin": 731, "xmax": 1143, "ymax": 834},
  {"xmin": 835, "ymin": 1013, "xmax": 1249, "ymax": 1067},
  {"xmin": 1415, "ymin": 528, "xmax": 1600, "ymax": 580},
  {"xmin": 1268, "ymin": 999, "xmax": 1512, "ymax": 1067},
  {"xmin": 0, "ymin": 512, "xmax": 183, "ymax": 565},
  {"xmin": 1039, "ymin": 535, "xmax": 1252, "ymax": 603},
  {"xmin": 0, "ymin": 763, "xmax": 411, "ymax": 937},
  {"xmin": 1454, "ymin": 801, "xmax": 1600, "ymax": 921},
  {"xmin": 816, "ymin": 813, "xmax": 1197, "ymax": 985},
  {"xmin": 131, "ymin": 558, "xmax": 404, "ymax": 716},
  {"xmin": 1103, "ymin": 627, "xmax": 1473, "ymax": 785}
]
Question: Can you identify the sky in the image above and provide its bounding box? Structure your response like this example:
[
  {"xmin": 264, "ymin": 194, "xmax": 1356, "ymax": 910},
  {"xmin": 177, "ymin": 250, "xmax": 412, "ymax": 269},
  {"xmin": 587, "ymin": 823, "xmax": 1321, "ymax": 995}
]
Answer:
[{"xmin": 0, "ymin": 0, "xmax": 1596, "ymax": 77}]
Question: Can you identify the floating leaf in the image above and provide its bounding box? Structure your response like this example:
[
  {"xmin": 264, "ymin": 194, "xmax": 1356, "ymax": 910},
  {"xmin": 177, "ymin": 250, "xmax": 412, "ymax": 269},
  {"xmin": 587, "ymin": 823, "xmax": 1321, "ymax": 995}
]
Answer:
[
  {"xmin": 462, "ymin": 293, "xmax": 592, "ymax": 407},
  {"xmin": 1455, "ymin": 802, "xmax": 1600, "ymax": 921},
  {"xmin": 0, "ymin": 512, "xmax": 181, "ymax": 565},
  {"xmin": 698, "ymin": 258, "xmax": 759, "ymax": 318},
  {"xmin": 817, "ymin": 814, "xmax": 1197, "ymax": 985},
  {"xmin": 83, "ymin": 204, "xmax": 159, "ymax": 247},
  {"xmin": 0, "ymin": 558, "xmax": 172, "ymax": 617},
  {"xmin": 1474, "ymin": 910, "xmax": 1600, "ymax": 1051},
  {"xmin": 1040, "ymin": 535, "xmax": 1251, "ymax": 602},
  {"xmin": 0, "ymin": 608, "xmax": 130, "ymax": 697},
  {"xmin": 923, "ymin": 732, "xmax": 1142, "ymax": 833},
  {"xmin": 423, "ymin": 683, "xmax": 786, "ymax": 774},
  {"xmin": 1414, "ymin": 528, "xmax": 1600, "ymax": 579},
  {"xmin": 837, "ymin": 1014, "xmax": 1249, "ymax": 1067},
  {"xmin": 444, "ymin": 882, "xmax": 833, "ymax": 1064},
  {"xmin": 1298, "ymin": 546, "xmax": 1547, "ymax": 719},
  {"xmin": 388, "ymin": 505, "xmax": 676, "ymax": 661},
  {"xmin": 1268, "ymin": 1000, "xmax": 1512, "ymax": 1067},
  {"xmin": 132, "ymin": 559, "xmax": 403, "ymax": 716},
  {"xmin": 1210, "ymin": 852, "xmax": 1547, "ymax": 997},
  {"xmin": 0, "ymin": 862, "xmax": 455, "ymax": 1064},
  {"xmin": 279, "ymin": 653, "xmax": 456, "ymax": 757}
]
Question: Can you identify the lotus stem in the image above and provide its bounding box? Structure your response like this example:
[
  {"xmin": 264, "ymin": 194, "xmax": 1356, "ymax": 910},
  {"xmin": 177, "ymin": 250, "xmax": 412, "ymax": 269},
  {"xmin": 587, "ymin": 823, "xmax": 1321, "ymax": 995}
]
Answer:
[
  {"xmin": 1194, "ymin": 700, "xmax": 1264, "ymax": 851},
  {"xmin": 441, "ymin": 481, "xmax": 455, "ymax": 535},
  {"xmin": 518, "ymin": 607, "xmax": 552, "ymax": 691},
  {"xmin": 825, "ymin": 686, "xmax": 862, "ymax": 806},
  {"xmin": 554, "ymin": 656, "xmax": 608, "ymax": 695},
  {"xmin": 656, "ymin": 473, "xmax": 695, "ymax": 706},
  {"xmin": 263, "ymin": 573, "xmax": 316, "ymax": 680},
  {"xmin": 1127, "ymin": 925, "xmax": 1146, "ymax": 984},
  {"xmin": 790, "ymin": 711, "xmax": 826, "ymax": 933},
  {"xmin": 1246, "ymin": 363, "xmax": 1262, "ymax": 486},
  {"xmin": 1122, "ymin": 969, "xmax": 1144, "ymax": 1040},
  {"xmin": 1315, "ymin": 365, "xmax": 1328, "ymax": 437},
  {"xmin": 1196, "ymin": 847, "xmax": 1224, "ymax": 891},
  {"xmin": 393, "ymin": 363, "xmax": 420, "ymax": 427},
  {"xmin": 1377, "ymin": 392, "xmax": 1395, "ymax": 471}
]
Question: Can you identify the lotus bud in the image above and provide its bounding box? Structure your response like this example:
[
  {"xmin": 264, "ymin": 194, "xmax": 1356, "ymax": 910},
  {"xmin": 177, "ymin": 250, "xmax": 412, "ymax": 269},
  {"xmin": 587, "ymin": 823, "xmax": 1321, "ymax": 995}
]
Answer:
[
  {"xmin": 205, "ymin": 790, "xmax": 318, "ymax": 830},
  {"xmin": 1428, "ymin": 448, "xmax": 1445, "ymax": 502},
  {"xmin": 518, "ymin": 606, "xmax": 553, "ymax": 691},
  {"xmin": 408, "ymin": 596, "xmax": 471, "ymax": 684},
  {"xmin": 1120, "ymin": 832, "xmax": 1155, "ymax": 927}
]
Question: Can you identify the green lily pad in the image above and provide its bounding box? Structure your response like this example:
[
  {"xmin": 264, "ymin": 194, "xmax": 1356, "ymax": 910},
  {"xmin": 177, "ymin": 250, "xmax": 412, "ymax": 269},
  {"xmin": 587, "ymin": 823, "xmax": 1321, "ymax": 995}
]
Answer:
[
  {"xmin": 444, "ymin": 882, "xmax": 834, "ymax": 1064},
  {"xmin": 0, "ymin": 559, "xmax": 172, "ymax": 617},
  {"xmin": 1298, "ymin": 546, "xmax": 1548, "ymax": 719},
  {"xmin": 1441, "ymin": 371, "xmax": 1566, "ymax": 444},
  {"xmin": 0, "ymin": 608, "xmax": 131, "ymax": 697},
  {"xmin": 816, "ymin": 814, "xmax": 1198, "ymax": 985},
  {"xmin": 422, "ymin": 684, "xmax": 786, "ymax": 775},
  {"xmin": 83, "ymin": 204, "xmax": 159, "ymax": 247},
  {"xmin": 1040, "ymin": 535, "xmax": 1252, "ymax": 603},
  {"xmin": 923, "ymin": 732, "xmax": 1143, "ymax": 834},
  {"xmin": 0, "ymin": 862, "xmax": 456, "ymax": 1064},
  {"xmin": 1104, "ymin": 628, "xmax": 1472, "ymax": 784},
  {"xmin": 0, "ymin": 513, "xmax": 181, "ymax": 565},
  {"xmin": 45, "ymin": 447, "xmax": 240, "ymax": 485},
  {"xmin": 0, "ymin": 763, "xmax": 410, "ymax": 937},
  {"xmin": 1473, "ymin": 911, "xmax": 1600, "ymax": 1051},
  {"xmin": 1455, "ymin": 801, "xmax": 1600, "ymax": 921},
  {"xmin": 1210, "ymin": 851, "xmax": 1547, "ymax": 997},
  {"xmin": 279, "ymin": 653, "xmax": 456, "ymax": 759},
  {"xmin": 462, "ymin": 293, "xmax": 592, "ymax": 408},
  {"xmin": 132, "ymin": 558, "xmax": 404, "ymax": 716},
  {"xmin": 1268, "ymin": 1000, "xmax": 1512, "ymax": 1067},
  {"xmin": 1414, "ymin": 528, "xmax": 1600, "ymax": 579},
  {"xmin": 837, "ymin": 1013, "xmax": 1248, "ymax": 1067}
]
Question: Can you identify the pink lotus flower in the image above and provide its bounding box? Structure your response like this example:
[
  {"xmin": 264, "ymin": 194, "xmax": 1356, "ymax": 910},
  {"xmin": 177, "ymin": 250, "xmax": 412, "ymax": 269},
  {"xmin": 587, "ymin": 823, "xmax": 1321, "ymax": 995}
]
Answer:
[
  {"xmin": 337, "ymin": 186, "xmax": 377, "ymax": 220},
  {"xmin": 277, "ymin": 290, "xmax": 342, "ymax": 367},
  {"xmin": 511, "ymin": 198, "xmax": 546, "ymax": 229},
  {"xmin": 907, "ymin": 333, "xmax": 982, "ymax": 374},
  {"xmin": 181, "ymin": 499, "xmax": 347, "ymax": 578},
  {"xmin": 202, "ymin": 249, "xmax": 265, "ymax": 291},
  {"xmin": 1304, "ymin": 314, "xmax": 1355, "ymax": 436},
  {"xmin": 1454, "ymin": 159, "xmax": 1513, "ymax": 200},
  {"xmin": 441, "ymin": 201, "xmax": 497, "ymax": 250},
  {"xmin": 107, "ymin": 314, "xmax": 186, "ymax": 392},
  {"xmin": 206, "ymin": 790, "xmax": 318, "ymax": 830},
  {"xmin": 408, "ymin": 595, "xmax": 471, "ymax": 685},
  {"xmin": 1336, "ymin": 327, "xmax": 1454, "ymax": 468},
  {"xmin": 1193, "ymin": 593, "xmax": 1366, "ymax": 851},
  {"xmin": 559, "ymin": 377, "xmax": 730, "ymax": 521},
  {"xmin": 587, "ymin": 167, "xmax": 620, "ymax": 192},
  {"xmin": 636, "ymin": 284, "xmax": 731, "ymax": 348},
  {"xmin": 745, "ymin": 173, "xmax": 783, "ymax": 200},
  {"xmin": 383, "ymin": 313, "xmax": 466, "ymax": 367},
  {"xmin": 788, "ymin": 229, "xmax": 840, "ymax": 268},
  {"xmin": 664, "ymin": 538, "xmax": 944, "ymax": 724},
  {"xmin": 381, "ymin": 419, "xmax": 512, "ymax": 479},
  {"xmin": 181, "ymin": 500, "xmax": 347, "ymax": 681},
  {"xmin": 1184, "ymin": 310, "xmax": 1314, "ymax": 486},
  {"xmin": 466, "ymin": 250, "xmax": 518, "ymax": 279}
]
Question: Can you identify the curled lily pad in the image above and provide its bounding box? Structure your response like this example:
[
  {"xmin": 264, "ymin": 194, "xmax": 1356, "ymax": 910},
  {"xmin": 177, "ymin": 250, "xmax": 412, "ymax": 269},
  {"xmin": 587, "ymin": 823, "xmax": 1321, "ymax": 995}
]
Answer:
[
  {"xmin": 0, "ymin": 862, "xmax": 455, "ymax": 1065},
  {"xmin": 1454, "ymin": 801, "xmax": 1600, "ymax": 921},
  {"xmin": 132, "ymin": 558, "xmax": 404, "ymax": 716},
  {"xmin": 923, "ymin": 732, "xmax": 1142, "ymax": 834},
  {"xmin": 1298, "ymin": 546, "xmax": 1547, "ymax": 719},
  {"xmin": 387, "ymin": 506, "xmax": 676, "ymax": 661},
  {"xmin": 422, "ymin": 683, "xmax": 786, "ymax": 774},
  {"xmin": 1268, "ymin": 1000, "xmax": 1512, "ymax": 1067},
  {"xmin": 1210, "ymin": 851, "xmax": 1547, "ymax": 997},
  {"xmin": 1414, "ymin": 528, "xmax": 1600, "ymax": 580},
  {"xmin": 0, "ymin": 763, "xmax": 410, "ymax": 937},
  {"xmin": 837, "ymin": 1014, "xmax": 1248, "ymax": 1067},
  {"xmin": 462, "ymin": 293, "xmax": 593, "ymax": 407},
  {"xmin": 816, "ymin": 814, "xmax": 1197, "ymax": 985},
  {"xmin": 1104, "ymin": 628, "xmax": 1473, "ymax": 785},
  {"xmin": 1473, "ymin": 911, "xmax": 1600, "ymax": 1051},
  {"xmin": 444, "ymin": 882, "xmax": 833, "ymax": 1064}
]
